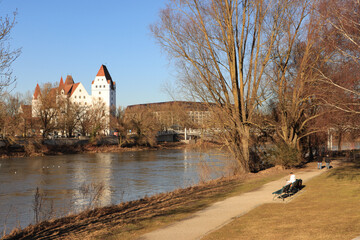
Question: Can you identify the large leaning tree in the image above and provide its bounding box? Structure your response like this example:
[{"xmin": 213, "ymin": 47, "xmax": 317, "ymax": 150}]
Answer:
[{"xmin": 151, "ymin": 0, "xmax": 312, "ymax": 172}]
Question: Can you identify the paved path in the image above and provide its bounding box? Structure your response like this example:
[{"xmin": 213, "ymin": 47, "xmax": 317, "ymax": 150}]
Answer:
[{"xmin": 139, "ymin": 168, "xmax": 328, "ymax": 240}]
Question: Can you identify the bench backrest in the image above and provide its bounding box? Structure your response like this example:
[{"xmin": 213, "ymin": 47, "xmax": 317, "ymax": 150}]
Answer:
[
  {"xmin": 296, "ymin": 179, "xmax": 302, "ymax": 188},
  {"xmin": 282, "ymin": 183, "xmax": 291, "ymax": 193},
  {"xmin": 290, "ymin": 179, "xmax": 302, "ymax": 191}
]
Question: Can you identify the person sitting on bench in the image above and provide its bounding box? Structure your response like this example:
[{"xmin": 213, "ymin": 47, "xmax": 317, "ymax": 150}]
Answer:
[{"xmin": 287, "ymin": 172, "xmax": 296, "ymax": 184}]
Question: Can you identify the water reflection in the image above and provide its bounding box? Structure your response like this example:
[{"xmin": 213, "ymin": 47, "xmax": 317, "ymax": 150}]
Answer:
[{"xmin": 0, "ymin": 149, "xmax": 230, "ymax": 234}]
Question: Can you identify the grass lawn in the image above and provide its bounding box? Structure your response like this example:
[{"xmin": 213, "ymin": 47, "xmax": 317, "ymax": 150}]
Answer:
[{"xmin": 203, "ymin": 161, "xmax": 360, "ymax": 240}]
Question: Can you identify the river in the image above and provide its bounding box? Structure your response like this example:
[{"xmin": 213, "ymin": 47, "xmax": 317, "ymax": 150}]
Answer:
[{"xmin": 0, "ymin": 148, "xmax": 232, "ymax": 234}]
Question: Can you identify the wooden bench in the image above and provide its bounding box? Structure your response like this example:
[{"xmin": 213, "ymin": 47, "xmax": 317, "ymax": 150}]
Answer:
[
  {"xmin": 272, "ymin": 179, "xmax": 303, "ymax": 200},
  {"xmin": 272, "ymin": 183, "xmax": 291, "ymax": 200},
  {"xmin": 288, "ymin": 179, "xmax": 302, "ymax": 195}
]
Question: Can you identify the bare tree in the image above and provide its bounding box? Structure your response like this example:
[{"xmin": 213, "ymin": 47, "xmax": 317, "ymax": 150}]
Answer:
[
  {"xmin": 125, "ymin": 106, "xmax": 160, "ymax": 147},
  {"xmin": 151, "ymin": 0, "xmax": 309, "ymax": 172},
  {"xmin": 0, "ymin": 10, "xmax": 21, "ymax": 96},
  {"xmin": 316, "ymin": 0, "xmax": 360, "ymax": 114},
  {"xmin": 150, "ymin": 102, "xmax": 197, "ymax": 130},
  {"xmin": 87, "ymin": 99, "xmax": 108, "ymax": 137},
  {"xmin": 0, "ymin": 93, "xmax": 24, "ymax": 137},
  {"xmin": 110, "ymin": 106, "xmax": 128, "ymax": 146},
  {"xmin": 32, "ymin": 83, "xmax": 60, "ymax": 138},
  {"xmin": 78, "ymin": 108, "xmax": 92, "ymax": 136},
  {"xmin": 57, "ymin": 98, "xmax": 85, "ymax": 137},
  {"xmin": 265, "ymin": 0, "xmax": 329, "ymax": 153}
]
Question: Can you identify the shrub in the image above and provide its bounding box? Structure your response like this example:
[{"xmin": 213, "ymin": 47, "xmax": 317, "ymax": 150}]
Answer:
[{"xmin": 268, "ymin": 143, "xmax": 303, "ymax": 168}]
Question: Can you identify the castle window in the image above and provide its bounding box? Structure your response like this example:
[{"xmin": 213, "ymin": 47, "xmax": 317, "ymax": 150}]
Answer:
[
  {"xmin": 75, "ymin": 96, "xmax": 77, "ymax": 99},
  {"xmin": 103, "ymin": 85, "xmax": 105, "ymax": 88},
  {"xmin": 99, "ymin": 97, "xmax": 101, "ymax": 100},
  {"xmin": 79, "ymin": 89, "xmax": 81, "ymax": 92},
  {"xmin": 99, "ymin": 85, "xmax": 101, "ymax": 88},
  {"xmin": 83, "ymin": 96, "xmax": 85, "ymax": 99},
  {"xmin": 99, "ymin": 91, "xmax": 101, "ymax": 94},
  {"xmin": 85, "ymin": 102, "xmax": 87, "ymax": 105}
]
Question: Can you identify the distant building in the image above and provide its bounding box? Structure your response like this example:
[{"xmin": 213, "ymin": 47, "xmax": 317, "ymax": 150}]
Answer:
[
  {"xmin": 126, "ymin": 101, "xmax": 213, "ymax": 129},
  {"xmin": 31, "ymin": 65, "xmax": 116, "ymax": 135}
]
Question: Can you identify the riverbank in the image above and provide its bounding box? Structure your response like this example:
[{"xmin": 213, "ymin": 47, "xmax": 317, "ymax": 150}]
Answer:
[
  {"xmin": 2, "ymin": 162, "xmax": 293, "ymax": 240},
  {"xmin": 0, "ymin": 140, "xmax": 214, "ymax": 159}
]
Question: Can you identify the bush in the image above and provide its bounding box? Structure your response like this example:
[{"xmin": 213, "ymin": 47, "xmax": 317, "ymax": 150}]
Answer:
[
  {"xmin": 268, "ymin": 143, "xmax": 303, "ymax": 168},
  {"xmin": 24, "ymin": 139, "xmax": 43, "ymax": 156}
]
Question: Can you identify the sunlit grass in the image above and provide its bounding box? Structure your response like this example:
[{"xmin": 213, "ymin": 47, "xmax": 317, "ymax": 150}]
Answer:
[{"xmin": 203, "ymin": 163, "xmax": 360, "ymax": 240}]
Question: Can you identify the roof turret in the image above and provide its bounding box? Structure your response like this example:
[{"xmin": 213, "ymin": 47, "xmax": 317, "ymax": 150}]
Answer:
[
  {"xmin": 95, "ymin": 65, "xmax": 115, "ymax": 90},
  {"xmin": 65, "ymin": 75, "xmax": 74, "ymax": 85},
  {"xmin": 59, "ymin": 76, "xmax": 64, "ymax": 88},
  {"xmin": 33, "ymin": 84, "xmax": 41, "ymax": 99}
]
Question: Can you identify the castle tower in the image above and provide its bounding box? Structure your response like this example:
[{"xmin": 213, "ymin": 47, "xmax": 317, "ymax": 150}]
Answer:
[
  {"xmin": 91, "ymin": 65, "xmax": 116, "ymax": 112},
  {"xmin": 31, "ymin": 83, "xmax": 41, "ymax": 117}
]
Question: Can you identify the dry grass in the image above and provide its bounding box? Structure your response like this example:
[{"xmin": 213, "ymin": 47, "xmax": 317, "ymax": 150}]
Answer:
[{"xmin": 203, "ymin": 161, "xmax": 360, "ymax": 240}]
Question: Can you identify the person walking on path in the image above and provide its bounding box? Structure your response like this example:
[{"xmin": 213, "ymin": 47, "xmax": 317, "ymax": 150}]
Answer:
[
  {"xmin": 317, "ymin": 156, "xmax": 322, "ymax": 169},
  {"xmin": 325, "ymin": 153, "xmax": 331, "ymax": 169}
]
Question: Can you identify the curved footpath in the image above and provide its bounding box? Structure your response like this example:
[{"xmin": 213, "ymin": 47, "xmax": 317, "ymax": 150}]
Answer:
[{"xmin": 139, "ymin": 166, "xmax": 330, "ymax": 240}]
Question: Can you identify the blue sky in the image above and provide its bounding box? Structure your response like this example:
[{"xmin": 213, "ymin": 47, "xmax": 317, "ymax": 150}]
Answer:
[{"xmin": 0, "ymin": 0, "xmax": 175, "ymax": 107}]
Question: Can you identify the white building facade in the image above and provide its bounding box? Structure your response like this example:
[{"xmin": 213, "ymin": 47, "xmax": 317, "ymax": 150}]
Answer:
[
  {"xmin": 31, "ymin": 65, "xmax": 116, "ymax": 135},
  {"xmin": 91, "ymin": 65, "xmax": 116, "ymax": 114}
]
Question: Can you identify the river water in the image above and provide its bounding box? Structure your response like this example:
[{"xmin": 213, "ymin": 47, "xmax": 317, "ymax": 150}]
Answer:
[{"xmin": 0, "ymin": 149, "xmax": 232, "ymax": 234}]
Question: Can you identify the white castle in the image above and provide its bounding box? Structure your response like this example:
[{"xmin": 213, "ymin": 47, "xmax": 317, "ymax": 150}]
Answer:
[{"xmin": 32, "ymin": 65, "xmax": 116, "ymax": 134}]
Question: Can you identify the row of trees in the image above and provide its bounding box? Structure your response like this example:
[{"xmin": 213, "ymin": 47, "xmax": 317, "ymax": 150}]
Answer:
[
  {"xmin": 152, "ymin": 0, "xmax": 360, "ymax": 172},
  {"xmin": 0, "ymin": 83, "xmax": 110, "ymax": 139},
  {"xmin": 0, "ymin": 87, "xmax": 206, "ymax": 144},
  {"xmin": 34, "ymin": 83, "xmax": 110, "ymax": 138}
]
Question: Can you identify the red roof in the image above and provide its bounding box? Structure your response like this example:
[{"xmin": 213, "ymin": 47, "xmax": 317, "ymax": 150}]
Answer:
[
  {"xmin": 96, "ymin": 65, "xmax": 112, "ymax": 80},
  {"xmin": 69, "ymin": 83, "xmax": 80, "ymax": 97},
  {"xmin": 95, "ymin": 65, "xmax": 115, "ymax": 90},
  {"xmin": 54, "ymin": 75, "xmax": 80, "ymax": 97},
  {"xmin": 62, "ymin": 82, "xmax": 80, "ymax": 97},
  {"xmin": 33, "ymin": 84, "xmax": 41, "ymax": 99},
  {"xmin": 65, "ymin": 75, "xmax": 74, "ymax": 85},
  {"xmin": 59, "ymin": 76, "xmax": 64, "ymax": 88}
]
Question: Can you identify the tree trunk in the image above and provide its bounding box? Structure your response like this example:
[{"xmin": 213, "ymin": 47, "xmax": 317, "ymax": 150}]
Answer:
[
  {"xmin": 240, "ymin": 128, "xmax": 250, "ymax": 173},
  {"xmin": 337, "ymin": 130, "xmax": 342, "ymax": 151},
  {"xmin": 230, "ymin": 126, "xmax": 250, "ymax": 173}
]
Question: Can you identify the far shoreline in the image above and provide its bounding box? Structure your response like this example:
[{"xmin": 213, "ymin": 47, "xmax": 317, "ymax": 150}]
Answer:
[{"xmin": 0, "ymin": 140, "xmax": 222, "ymax": 159}]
